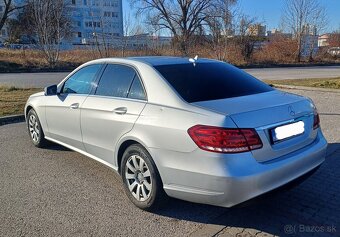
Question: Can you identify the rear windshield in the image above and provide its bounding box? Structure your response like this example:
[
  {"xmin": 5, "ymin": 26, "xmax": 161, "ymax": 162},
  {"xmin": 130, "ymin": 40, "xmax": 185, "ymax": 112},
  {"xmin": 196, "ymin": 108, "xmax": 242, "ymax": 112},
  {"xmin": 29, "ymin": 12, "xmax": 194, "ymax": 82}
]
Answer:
[{"xmin": 154, "ymin": 62, "xmax": 273, "ymax": 103}]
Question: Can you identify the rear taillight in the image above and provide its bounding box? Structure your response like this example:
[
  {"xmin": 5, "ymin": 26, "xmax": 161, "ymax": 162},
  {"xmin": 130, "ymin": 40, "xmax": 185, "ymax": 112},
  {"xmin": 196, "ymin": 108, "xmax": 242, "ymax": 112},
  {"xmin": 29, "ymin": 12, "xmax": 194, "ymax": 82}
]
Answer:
[
  {"xmin": 313, "ymin": 110, "xmax": 320, "ymax": 129},
  {"xmin": 310, "ymin": 100, "xmax": 320, "ymax": 130},
  {"xmin": 187, "ymin": 125, "xmax": 262, "ymax": 153}
]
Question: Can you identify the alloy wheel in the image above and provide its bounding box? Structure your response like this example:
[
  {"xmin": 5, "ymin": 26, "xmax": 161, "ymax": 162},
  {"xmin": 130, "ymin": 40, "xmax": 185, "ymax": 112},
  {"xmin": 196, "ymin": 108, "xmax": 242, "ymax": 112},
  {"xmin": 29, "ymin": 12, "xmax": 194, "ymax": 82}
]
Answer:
[
  {"xmin": 28, "ymin": 114, "xmax": 40, "ymax": 143},
  {"xmin": 125, "ymin": 155, "xmax": 152, "ymax": 201}
]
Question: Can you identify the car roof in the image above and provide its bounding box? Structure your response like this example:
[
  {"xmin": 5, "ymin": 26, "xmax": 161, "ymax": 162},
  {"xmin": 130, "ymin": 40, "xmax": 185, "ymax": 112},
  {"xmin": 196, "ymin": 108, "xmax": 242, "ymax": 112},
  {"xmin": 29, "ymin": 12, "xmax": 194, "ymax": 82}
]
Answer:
[
  {"xmin": 127, "ymin": 56, "xmax": 218, "ymax": 66},
  {"xmin": 85, "ymin": 56, "xmax": 220, "ymax": 68}
]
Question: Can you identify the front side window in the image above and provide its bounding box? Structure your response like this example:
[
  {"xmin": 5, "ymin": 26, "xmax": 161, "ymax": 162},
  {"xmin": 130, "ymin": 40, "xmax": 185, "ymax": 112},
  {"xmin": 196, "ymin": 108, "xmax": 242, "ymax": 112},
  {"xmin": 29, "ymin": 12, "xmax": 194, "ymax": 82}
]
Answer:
[
  {"xmin": 62, "ymin": 64, "xmax": 101, "ymax": 94},
  {"xmin": 95, "ymin": 64, "xmax": 137, "ymax": 98}
]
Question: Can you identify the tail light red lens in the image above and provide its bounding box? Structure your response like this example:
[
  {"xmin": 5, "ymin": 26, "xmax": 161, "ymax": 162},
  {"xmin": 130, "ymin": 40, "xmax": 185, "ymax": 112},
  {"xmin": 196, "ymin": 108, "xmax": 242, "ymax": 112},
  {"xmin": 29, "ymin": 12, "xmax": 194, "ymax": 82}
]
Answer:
[
  {"xmin": 313, "ymin": 111, "xmax": 320, "ymax": 129},
  {"xmin": 310, "ymin": 100, "xmax": 320, "ymax": 130},
  {"xmin": 187, "ymin": 125, "xmax": 262, "ymax": 153}
]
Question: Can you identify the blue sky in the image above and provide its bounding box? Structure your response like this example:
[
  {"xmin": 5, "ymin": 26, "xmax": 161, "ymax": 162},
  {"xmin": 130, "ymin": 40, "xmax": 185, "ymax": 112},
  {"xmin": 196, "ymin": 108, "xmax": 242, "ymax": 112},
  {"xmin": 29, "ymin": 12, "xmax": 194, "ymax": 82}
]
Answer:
[
  {"xmin": 237, "ymin": 0, "xmax": 340, "ymax": 32},
  {"xmin": 123, "ymin": 0, "xmax": 340, "ymax": 33}
]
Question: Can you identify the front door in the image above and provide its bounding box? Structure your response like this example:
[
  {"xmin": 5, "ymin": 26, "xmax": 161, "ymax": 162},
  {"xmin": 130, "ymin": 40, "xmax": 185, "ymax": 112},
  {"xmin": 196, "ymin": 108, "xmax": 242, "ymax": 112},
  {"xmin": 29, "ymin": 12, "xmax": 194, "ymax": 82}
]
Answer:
[{"xmin": 44, "ymin": 64, "xmax": 102, "ymax": 150}]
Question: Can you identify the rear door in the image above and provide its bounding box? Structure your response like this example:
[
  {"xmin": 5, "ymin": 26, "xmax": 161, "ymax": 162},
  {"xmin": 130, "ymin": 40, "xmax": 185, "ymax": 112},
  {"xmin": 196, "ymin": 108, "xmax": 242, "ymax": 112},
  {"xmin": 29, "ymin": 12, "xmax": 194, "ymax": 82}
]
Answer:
[{"xmin": 81, "ymin": 64, "xmax": 147, "ymax": 165}]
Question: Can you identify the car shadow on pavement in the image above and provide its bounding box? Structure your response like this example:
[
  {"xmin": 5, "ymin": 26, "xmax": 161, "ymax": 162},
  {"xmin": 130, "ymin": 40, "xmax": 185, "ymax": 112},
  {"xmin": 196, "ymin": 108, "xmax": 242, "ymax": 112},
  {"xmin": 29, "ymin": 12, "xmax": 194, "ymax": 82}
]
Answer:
[
  {"xmin": 154, "ymin": 143, "xmax": 340, "ymax": 237},
  {"xmin": 44, "ymin": 143, "xmax": 71, "ymax": 151}
]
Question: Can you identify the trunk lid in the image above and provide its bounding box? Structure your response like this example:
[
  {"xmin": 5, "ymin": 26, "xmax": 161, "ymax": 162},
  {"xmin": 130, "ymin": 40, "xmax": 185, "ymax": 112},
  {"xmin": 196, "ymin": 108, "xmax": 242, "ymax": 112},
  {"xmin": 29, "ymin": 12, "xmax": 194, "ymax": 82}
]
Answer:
[{"xmin": 193, "ymin": 90, "xmax": 317, "ymax": 162}]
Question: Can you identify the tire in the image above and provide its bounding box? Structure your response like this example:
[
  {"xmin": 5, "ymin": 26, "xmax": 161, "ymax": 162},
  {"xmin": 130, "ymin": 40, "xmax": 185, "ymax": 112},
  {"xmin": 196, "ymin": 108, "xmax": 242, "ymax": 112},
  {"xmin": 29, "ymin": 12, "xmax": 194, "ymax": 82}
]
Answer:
[
  {"xmin": 27, "ymin": 109, "xmax": 48, "ymax": 148},
  {"xmin": 121, "ymin": 144, "xmax": 167, "ymax": 211}
]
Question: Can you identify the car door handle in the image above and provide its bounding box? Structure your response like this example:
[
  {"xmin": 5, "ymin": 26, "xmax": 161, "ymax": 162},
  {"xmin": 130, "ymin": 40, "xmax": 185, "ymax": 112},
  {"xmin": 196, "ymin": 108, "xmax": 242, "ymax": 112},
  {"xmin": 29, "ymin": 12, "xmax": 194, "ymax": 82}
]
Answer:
[
  {"xmin": 114, "ymin": 107, "xmax": 127, "ymax": 115},
  {"xmin": 70, "ymin": 103, "xmax": 79, "ymax": 109}
]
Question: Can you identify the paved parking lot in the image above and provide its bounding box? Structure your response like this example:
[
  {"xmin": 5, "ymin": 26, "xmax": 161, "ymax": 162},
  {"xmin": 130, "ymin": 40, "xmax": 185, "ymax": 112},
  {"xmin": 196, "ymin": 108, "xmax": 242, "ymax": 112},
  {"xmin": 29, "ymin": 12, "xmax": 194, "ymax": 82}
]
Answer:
[{"xmin": 0, "ymin": 88, "xmax": 339, "ymax": 237}]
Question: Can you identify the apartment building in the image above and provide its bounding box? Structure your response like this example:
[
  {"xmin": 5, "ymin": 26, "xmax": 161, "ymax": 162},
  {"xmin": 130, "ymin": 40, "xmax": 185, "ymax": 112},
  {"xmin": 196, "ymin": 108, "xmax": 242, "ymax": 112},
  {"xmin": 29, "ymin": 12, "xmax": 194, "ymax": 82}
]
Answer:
[
  {"xmin": 247, "ymin": 24, "xmax": 266, "ymax": 37},
  {"xmin": 266, "ymin": 29, "xmax": 293, "ymax": 39},
  {"xmin": 68, "ymin": 0, "xmax": 123, "ymax": 46},
  {"xmin": 318, "ymin": 34, "xmax": 330, "ymax": 47},
  {"xmin": 0, "ymin": 0, "xmax": 123, "ymax": 46}
]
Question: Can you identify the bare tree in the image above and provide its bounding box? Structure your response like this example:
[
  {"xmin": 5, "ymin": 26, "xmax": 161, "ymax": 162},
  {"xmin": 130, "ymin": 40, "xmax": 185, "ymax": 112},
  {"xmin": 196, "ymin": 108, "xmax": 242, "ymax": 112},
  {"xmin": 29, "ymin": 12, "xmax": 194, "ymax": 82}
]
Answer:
[
  {"xmin": 205, "ymin": 0, "xmax": 237, "ymax": 61},
  {"xmin": 0, "ymin": 0, "xmax": 24, "ymax": 33},
  {"xmin": 121, "ymin": 11, "xmax": 133, "ymax": 56},
  {"xmin": 6, "ymin": 6, "xmax": 34, "ymax": 44},
  {"xmin": 282, "ymin": 0, "xmax": 327, "ymax": 62},
  {"xmin": 26, "ymin": 0, "xmax": 70, "ymax": 66},
  {"xmin": 329, "ymin": 31, "xmax": 340, "ymax": 47},
  {"xmin": 234, "ymin": 14, "xmax": 260, "ymax": 62},
  {"xmin": 86, "ymin": 8, "xmax": 146, "ymax": 58},
  {"xmin": 88, "ymin": 7, "xmax": 108, "ymax": 58},
  {"xmin": 131, "ymin": 0, "xmax": 211, "ymax": 56},
  {"xmin": 121, "ymin": 11, "xmax": 145, "ymax": 56}
]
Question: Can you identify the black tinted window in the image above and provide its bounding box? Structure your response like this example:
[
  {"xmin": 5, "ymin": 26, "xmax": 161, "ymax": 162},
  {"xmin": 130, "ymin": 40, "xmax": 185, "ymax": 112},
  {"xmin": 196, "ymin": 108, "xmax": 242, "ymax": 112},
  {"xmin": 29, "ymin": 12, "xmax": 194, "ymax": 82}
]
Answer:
[
  {"xmin": 62, "ymin": 64, "xmax": 101, "ymax": 94},
  {"xmin": 154, "ymin": 62, "xmax": 273, "ymax": 103},
  {"xmin": 96, "ymin": 64, "xmax": 136, "ymax": 98},
  {"xmin": 128, "ymin": 76, "xmax": 146, "ymax": 100}
]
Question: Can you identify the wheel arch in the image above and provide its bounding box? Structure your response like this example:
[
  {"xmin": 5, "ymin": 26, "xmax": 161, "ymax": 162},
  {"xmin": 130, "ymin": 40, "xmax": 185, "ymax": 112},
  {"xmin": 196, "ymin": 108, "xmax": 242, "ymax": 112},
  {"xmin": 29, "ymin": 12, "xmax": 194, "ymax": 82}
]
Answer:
[
  {"xmin": 117, "ymin": 139, "xmax": 139, "ymax": 174},
  {"xmin": 115, "ymin": 137, "xmax": 156, "ymax": 176},
  {"xmin": 25, "ymin": 105, "xmax": 34, "ymax": 119},
  {"xmin": 25, "ymin": 103, "xmax": 48, "ymax": 136}
]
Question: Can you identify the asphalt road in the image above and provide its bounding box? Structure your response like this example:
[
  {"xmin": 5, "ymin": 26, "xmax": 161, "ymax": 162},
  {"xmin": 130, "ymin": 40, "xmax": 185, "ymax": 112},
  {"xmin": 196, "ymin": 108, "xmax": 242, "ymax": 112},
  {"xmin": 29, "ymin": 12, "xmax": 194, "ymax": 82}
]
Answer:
[
  {"xmin": 246, "ymin": 66, "xmax": 340, "ymax": 80},
  {"xmin": 0, "ymin": 72, "xmax": 69, "ymax": 88},
  {"xmin": 0, "ymin": 88, "xmax": 339, "ymax": 236},
  {"xmin": 0, "ymin": 66, "xmax": 339, "ymax": 88}
]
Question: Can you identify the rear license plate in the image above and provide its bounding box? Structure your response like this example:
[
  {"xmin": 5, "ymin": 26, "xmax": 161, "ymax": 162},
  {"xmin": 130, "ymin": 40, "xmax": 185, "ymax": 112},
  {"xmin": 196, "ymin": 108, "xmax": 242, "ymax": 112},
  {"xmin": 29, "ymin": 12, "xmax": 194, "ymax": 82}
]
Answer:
[{"xmin": 271, "ymin": 121, "xmax": 305, "ymax": 143}]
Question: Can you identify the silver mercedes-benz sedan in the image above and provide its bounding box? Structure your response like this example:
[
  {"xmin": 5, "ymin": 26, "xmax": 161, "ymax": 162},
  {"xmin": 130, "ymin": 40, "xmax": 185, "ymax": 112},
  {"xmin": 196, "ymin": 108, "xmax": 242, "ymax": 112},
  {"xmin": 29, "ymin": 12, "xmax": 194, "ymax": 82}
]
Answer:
[{"xmin": 25, "ymin": 57, "xmax": 327, "ymax": 210}]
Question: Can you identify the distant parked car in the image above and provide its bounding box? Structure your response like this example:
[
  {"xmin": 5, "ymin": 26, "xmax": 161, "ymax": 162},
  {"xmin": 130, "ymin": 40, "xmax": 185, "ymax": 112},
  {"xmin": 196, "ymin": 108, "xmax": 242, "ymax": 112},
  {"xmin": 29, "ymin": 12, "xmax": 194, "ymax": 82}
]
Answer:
[{"xmin": 25, "ymin": 57, "xmax": 327, "ymax": 210}]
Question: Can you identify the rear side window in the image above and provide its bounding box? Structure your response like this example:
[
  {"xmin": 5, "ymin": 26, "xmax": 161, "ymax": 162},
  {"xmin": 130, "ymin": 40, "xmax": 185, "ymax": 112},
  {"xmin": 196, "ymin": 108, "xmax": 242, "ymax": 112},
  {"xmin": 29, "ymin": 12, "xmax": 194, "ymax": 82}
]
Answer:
[
  {"xmin": 154, "ymin": 62, "xmax": 273, "ymax": 103},
  {"xmin": 128, "ymin": 76, "xmax": 146, "ymax": 100},
  {"xmin": 95, "ymin": 64, "xmax": 136, "ymax": 98},
  {"xmin": 62, "ymin": 64, "xmax": 101, "ymax": 94}
]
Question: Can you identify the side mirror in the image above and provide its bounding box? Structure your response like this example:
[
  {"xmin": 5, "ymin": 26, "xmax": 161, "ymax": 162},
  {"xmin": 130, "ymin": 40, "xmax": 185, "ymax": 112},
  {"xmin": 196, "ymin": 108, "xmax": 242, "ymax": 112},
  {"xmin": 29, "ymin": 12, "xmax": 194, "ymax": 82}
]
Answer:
[{"xmin": 44, "ymin": 84, "xmax": 58, "ymax": 96}]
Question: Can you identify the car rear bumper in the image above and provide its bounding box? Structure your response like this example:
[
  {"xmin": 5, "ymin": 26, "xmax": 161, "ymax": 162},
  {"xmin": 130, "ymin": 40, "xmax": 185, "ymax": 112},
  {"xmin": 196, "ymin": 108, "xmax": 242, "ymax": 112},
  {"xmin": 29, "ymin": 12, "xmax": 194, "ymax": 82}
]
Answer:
[{"xmin": 149, "ymin": 130, "xmax": 327, "ymax": 207}]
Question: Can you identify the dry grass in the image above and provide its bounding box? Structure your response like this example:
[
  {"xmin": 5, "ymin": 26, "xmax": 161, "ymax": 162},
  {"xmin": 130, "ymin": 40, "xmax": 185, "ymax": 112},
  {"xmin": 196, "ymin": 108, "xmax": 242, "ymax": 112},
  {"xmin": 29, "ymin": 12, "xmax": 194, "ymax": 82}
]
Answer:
[
  {"xmin": 0, "ymin": 86, "xmax": 41, "ymax": 116},
  {"xmin": 0, "ymin": 48, "xmax": 179, "ymax": 71},
  {"xmin": 264, "ymin": 77, "xmax": 340, "ymax": 89},
  {"xmin": 60, "ymin": 49, "xmax": 99, "ymax": 65},
  {"xmin": 253, "ymin": 37, "xmax": 298, "ymax": 64},
  {"xmin": 0, "ymin": 44, "xmax": 258, "ymax": 71},
  {"xmin": 1, "ymin": 46, "xmax": 339, "ymax": 72},
  {"xmin": 0, "ymin": 49, "xmax": 47, "ymax": 69}
]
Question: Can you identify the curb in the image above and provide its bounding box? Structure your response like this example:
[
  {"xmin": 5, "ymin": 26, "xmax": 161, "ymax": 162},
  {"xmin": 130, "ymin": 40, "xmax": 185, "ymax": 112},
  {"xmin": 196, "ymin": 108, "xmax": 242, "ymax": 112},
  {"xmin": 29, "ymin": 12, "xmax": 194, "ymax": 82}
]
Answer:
[
  {"xmin": 273, "ymin": 84, "xmax": 340, "ymax": 93},
  {"xmin": 0, "ymin": 114, "xmax": 25, "ymax": 126},
  {"xmin": 238, "ymin": 62, "xmax": 340, "ymax": 69}
]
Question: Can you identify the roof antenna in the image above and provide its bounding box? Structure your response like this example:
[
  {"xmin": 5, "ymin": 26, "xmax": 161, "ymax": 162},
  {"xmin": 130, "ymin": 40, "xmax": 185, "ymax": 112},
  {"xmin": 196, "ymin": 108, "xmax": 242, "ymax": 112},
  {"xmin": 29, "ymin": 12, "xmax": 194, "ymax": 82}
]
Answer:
[{"xmin": 189, "ymin": 55, "xmax": 198, "ymax": 66}]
